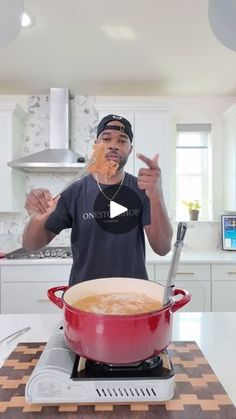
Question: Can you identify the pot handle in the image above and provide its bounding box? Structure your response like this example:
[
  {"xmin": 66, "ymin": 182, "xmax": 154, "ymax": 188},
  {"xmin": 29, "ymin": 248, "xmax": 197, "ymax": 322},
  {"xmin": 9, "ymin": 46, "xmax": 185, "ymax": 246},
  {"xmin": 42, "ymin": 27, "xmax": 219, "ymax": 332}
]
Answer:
[
  {"xmin": 171, "ymin": 288, "xmax": 191, "ymax": 313},
  {"xmin": 47, "ymin": 286, "xmax": 69, "ymax": 309}
]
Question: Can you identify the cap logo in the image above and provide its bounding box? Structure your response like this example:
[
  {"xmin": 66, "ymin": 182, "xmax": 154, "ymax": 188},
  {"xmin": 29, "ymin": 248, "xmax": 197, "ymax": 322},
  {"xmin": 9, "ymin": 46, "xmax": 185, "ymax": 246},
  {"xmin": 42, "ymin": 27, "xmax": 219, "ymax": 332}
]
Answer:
[{"xmin": 112, "ymin": 115, "xmax": 123, "ymax": 120}]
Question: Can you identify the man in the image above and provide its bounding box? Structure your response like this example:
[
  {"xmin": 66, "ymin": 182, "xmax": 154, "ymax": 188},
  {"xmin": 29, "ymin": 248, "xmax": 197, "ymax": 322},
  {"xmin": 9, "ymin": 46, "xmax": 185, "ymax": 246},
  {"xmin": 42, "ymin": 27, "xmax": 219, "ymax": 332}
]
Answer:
[{"xmin": 23, "ymin": 114, "xmax": 172, "ymax": 285}]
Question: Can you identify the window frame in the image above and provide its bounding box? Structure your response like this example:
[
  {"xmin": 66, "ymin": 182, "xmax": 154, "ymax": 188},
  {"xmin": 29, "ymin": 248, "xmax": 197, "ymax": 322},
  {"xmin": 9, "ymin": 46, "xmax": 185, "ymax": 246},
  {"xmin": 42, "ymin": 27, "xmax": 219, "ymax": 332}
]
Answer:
[{"xmin": 176, "ymin": 124, "xmax": 211, "ymax": 221}]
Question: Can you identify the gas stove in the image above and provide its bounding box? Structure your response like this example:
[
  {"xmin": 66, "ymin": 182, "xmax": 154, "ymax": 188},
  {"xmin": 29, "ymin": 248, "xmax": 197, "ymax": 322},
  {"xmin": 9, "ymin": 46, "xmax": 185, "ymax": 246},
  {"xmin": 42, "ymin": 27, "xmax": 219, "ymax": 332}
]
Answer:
[
  {"xmin": 25, "ymin": 329, "xmax": 175, "ymax": 404},
  {"xmin": 6, "ymin": 247, "xmax": 72, "ymax": 260}
]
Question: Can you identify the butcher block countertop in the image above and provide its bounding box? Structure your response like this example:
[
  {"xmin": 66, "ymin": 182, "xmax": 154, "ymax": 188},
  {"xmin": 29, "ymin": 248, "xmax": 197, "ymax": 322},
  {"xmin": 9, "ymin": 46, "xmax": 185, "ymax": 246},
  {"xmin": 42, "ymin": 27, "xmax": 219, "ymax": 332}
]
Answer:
[{"xmin": 0, "ymin": 311, "xmax": 236, "ymax": 411}]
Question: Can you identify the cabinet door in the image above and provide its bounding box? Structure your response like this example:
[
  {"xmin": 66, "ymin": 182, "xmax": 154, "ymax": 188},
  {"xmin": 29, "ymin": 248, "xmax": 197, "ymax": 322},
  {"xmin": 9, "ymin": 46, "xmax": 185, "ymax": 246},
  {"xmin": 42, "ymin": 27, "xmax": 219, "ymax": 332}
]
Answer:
[
  {"xmin": 212, "ymin": 264, "xmax": 236, "ymax": 311},
  {"xmin": 0, "ymin": 263, "xmax": 71, "ymax": 314},
  {"xmin": 156, "ymin": 264, "xmax": 211, "ymax": 312},
  {"xmin": 1, "ymin": 264, "xmax": 71, "ymax": 283},
  {"xmin": 146, "ymin": 263, "xmax": 155, "ymax": 281},
  {"xmin": 212, "ymin": 281, "xmax": 236, "ymax": 311},
  {"xmin": 223, "ymin": 118, "xmax": 236, "ymax": 210},
  {"xmin": 223, "ymin": 105, "xmax": 236, "ymax": 210},
  {"xmin": 133, "ymin": 111, "xmax": 171, "ymax": 211},
  {"xmin": 1, "ymin": 281, "xmax": 66, "ymax": 314},
  {"xmin": 95, "ymin": 104, "xmax": 172, "ymax": 213},
  {"xmin": 0, "ymin": 104, "xmax": 26, "ymax": 211}
]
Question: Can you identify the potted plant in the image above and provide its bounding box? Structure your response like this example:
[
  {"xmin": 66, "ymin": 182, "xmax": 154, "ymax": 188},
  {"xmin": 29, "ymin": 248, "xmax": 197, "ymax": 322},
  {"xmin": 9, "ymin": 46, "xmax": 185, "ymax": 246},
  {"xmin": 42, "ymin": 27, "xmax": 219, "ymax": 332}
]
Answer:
[{"xmin": 182, "ymin": 200, "xmax": 201, "ymax": 221}]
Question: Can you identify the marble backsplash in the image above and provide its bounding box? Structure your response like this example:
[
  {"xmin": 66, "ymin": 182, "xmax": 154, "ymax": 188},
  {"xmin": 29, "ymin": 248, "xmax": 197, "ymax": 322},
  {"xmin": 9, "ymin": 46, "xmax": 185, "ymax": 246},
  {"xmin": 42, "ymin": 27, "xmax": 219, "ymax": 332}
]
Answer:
[
  {"xmin": 24, "ymin": 94, "xmax": 98, "ymax": 158},
  {"xmin": 0, "ymin": 95, "xmax": 222, "ymax": 253},
  {"xmin": 0, "ymin": 214, "xmax": 222, "ymax": 254},
  {"xmin": 0, "ymin": 94, "xmax": 97, "ymax": 252}
]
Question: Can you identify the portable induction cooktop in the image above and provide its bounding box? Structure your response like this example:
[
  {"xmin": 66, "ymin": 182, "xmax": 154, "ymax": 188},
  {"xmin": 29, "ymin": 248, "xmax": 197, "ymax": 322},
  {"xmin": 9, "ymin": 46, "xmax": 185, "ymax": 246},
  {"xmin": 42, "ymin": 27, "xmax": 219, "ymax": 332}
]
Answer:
[{"xmin": 25, "ymin": 329, "xmax": 175, "ymax": 404}]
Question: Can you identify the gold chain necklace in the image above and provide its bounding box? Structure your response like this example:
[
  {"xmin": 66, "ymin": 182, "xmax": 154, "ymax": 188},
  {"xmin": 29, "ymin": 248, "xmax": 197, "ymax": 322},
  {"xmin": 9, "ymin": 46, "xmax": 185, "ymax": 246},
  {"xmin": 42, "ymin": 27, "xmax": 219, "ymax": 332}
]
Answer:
[{"xmin": 95, "ymin": 173, "xmax": 125, "ymax": 201}]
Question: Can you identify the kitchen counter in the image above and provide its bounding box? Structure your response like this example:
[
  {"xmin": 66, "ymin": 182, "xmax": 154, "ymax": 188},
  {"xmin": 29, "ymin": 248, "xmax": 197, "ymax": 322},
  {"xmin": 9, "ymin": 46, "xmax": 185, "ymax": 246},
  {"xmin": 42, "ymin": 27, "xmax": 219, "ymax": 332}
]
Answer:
[
  {"xmin": 1, "ymin": 249, "xmax": 236, "ymax": 265},
  {"xmin": 0, "ymin": 257, "xmax": 73, "ymax": 265},
  {"xmin": 0, "ymin": 312, "xmax": 236, "ymax": 407},
  {"xmin": 146, "ymin": 249, "xmax": 236, "ymax": 263}
]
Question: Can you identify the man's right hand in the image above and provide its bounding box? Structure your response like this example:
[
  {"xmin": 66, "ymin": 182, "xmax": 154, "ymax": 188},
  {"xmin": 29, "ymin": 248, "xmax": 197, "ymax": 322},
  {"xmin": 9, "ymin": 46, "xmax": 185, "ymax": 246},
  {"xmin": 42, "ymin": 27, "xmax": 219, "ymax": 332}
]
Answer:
[
  {"xmin": 23, "ymin": 188, "xmax": 59, "ymax": 250},
  {"xmin": 25, "ymin": 188, "xmax": 60, "ymax": 219}
]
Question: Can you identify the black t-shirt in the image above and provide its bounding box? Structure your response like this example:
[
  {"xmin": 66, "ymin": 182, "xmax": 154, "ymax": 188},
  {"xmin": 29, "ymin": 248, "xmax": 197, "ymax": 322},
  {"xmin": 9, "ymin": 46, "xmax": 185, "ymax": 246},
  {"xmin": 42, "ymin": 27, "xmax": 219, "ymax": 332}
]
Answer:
[{"xmin": 45, "ymin": 173, "xmax": 151, "ymax": 285}]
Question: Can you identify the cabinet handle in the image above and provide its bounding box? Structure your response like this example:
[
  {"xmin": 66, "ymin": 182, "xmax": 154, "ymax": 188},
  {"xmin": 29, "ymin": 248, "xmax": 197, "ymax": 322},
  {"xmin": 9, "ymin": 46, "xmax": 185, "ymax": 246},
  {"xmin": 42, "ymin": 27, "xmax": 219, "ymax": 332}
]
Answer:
[
  {"xmin": 176, "ymin": 272, "xmax": 194, "ymax": 275},
  {"xmin": 227, "ymin": 272, "xmax": 236, "ymax": 275},
  {"xmin": 37, "ymin": 299, "xmax": 50, "ymax": 303}
]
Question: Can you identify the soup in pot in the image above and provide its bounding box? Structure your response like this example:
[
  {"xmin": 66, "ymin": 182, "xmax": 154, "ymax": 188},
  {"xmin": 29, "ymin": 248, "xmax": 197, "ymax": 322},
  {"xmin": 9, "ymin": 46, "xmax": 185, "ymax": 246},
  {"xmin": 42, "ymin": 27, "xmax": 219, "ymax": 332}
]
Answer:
[{"xmin": 72, "ymin": 292, "xmax": 162, "ymax": 315}]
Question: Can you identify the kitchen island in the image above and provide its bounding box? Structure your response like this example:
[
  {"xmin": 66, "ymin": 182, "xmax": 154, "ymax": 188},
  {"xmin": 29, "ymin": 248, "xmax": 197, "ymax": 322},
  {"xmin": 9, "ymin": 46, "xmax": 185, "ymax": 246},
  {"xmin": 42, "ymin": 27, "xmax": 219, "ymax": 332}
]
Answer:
[{"xmin": 0, "ymin": 311, "xmax": 236, "ymax": 410}]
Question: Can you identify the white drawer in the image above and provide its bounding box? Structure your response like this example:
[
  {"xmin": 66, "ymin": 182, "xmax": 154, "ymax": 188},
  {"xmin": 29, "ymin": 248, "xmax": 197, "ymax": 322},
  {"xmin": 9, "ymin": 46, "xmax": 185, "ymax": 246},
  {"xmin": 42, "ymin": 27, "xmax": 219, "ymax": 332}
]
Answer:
[
  {"xmin": 212, "ymin": 264, "xmax": 236, "ymax": 281},
  {"xmin": 155, "ymin": 264, "xmax": 210, "ymax": 282},
  {"xmin": 1, "ymin": 264, "xmax": 71, "ymax": 283},
  {"xmin": 1, "ymin": 281, "xmax": 66, "ymax": 314}
]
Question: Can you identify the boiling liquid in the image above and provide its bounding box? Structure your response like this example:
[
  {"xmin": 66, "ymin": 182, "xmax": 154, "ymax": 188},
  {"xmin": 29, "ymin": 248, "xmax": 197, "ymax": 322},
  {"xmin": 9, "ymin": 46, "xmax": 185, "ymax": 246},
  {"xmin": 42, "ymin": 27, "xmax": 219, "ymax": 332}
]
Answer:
[{"xmin": 73, "ymin": 292, "xmax": 162, "ymax": 315}]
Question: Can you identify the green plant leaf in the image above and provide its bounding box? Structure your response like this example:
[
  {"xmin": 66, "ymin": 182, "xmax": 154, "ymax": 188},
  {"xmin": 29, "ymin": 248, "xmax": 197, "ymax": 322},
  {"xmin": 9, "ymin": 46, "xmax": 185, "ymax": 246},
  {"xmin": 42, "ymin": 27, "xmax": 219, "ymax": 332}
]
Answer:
[{"xmin": 182, "ymin": 200, "xmax": 201, "ymax": 210}]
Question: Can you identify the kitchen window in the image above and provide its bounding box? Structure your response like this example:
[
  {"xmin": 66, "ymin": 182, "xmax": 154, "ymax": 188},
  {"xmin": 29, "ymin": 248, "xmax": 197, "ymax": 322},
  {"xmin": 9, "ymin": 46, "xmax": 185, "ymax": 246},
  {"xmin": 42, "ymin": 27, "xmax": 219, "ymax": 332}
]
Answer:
[{"xmin": 176, "ymin": 124, "xmax": 211, "ymax": 220}]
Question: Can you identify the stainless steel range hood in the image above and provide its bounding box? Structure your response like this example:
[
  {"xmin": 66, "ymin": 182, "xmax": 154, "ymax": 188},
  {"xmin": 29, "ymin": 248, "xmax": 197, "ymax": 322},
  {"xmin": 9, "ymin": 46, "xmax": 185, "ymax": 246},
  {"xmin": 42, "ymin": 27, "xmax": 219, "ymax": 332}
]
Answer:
[{"xmin": 8, "ymin": 88, "xmax": 85, "ymax": 173}]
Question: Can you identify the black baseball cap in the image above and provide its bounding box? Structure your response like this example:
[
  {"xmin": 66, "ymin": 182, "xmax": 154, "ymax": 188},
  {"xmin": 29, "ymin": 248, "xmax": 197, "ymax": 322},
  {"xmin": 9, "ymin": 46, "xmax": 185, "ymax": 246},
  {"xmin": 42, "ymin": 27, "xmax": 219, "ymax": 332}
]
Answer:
[{"xmin": 97, "ymin": 114, "xmax": 133, "ymax": 142}]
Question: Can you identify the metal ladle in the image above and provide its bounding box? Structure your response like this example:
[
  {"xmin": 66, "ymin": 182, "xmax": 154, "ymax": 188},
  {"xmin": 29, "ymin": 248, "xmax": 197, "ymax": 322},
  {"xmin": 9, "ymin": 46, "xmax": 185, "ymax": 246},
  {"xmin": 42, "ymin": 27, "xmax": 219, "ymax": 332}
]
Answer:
[{"xmin": 162, "ymin": 222, "xmax": 187, "ymax": 306}]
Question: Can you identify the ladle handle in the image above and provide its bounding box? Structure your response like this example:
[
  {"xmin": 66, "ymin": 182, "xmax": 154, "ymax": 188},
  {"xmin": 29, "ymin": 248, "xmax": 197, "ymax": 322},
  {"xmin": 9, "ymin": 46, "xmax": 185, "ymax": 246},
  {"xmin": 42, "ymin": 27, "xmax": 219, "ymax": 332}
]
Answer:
[
  {"xmin": 162, "ymin": 222, "xmax": 187, "ymax": 306},
  {"xmin": 55, "ymin": 158, "xmax": 96, "ymax": 197},
  {"xmin": 177, "ymin": 222, "xmax": 187, "ymax": 243}
]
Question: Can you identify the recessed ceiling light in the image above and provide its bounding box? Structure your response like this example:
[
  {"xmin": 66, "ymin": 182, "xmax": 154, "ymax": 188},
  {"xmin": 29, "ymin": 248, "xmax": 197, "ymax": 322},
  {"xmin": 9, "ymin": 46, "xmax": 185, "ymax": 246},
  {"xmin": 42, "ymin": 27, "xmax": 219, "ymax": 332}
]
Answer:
[
  {"xmin": 102, "ymin": 25, "xmax": 136, "ymax": 41},
  {"xmin": 21, "ymin": 10, "xmax": 35, "ymax": 28}
]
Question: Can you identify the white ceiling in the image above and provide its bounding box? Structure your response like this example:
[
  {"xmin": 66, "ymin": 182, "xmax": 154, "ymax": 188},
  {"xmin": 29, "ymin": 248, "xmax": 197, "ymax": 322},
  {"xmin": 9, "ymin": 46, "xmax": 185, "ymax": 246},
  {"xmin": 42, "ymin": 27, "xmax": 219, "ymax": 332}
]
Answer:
[{"xmin": 1, "ymin": 0, "xmax": 236, "ymax": 96}]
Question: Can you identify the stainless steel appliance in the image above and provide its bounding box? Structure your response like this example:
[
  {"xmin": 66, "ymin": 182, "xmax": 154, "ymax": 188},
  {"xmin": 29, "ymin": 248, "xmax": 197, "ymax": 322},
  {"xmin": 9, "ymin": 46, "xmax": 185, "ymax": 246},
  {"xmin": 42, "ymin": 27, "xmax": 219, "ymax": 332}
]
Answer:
[
  {"xmin": 5, "ymin": 247, "xmax": 72, "ymax": 260},
  {"xmin": 8, "ymin": 88, "xmax": 86, "ymax": 173}
]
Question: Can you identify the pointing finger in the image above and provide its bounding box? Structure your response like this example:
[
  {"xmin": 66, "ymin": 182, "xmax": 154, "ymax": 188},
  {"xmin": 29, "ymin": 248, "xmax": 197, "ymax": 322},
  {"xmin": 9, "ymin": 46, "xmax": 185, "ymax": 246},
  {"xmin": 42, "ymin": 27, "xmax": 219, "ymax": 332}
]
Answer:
[
  {"xmin": 136, "ymin": 153, "xmax": 158, "ymax": 169},
  {"xmin": 153, "ymin": 153, "xmax": 159, "ymax": 166},
  {"xmin": 53, "ymin": 195, "xmax": 61, "ymax": 205}
]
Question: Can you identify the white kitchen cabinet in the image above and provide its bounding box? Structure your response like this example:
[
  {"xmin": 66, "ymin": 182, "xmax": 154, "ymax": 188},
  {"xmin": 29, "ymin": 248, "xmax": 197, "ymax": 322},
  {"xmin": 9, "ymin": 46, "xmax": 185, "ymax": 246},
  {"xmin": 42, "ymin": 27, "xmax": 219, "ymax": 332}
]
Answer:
[
  {"xmin": 95, "ymin": 103, "xmax": 172, "ymax": 214},
  {"xmin": 0, "ymin": 103, "xmax": 27, "ymax": 212},
  {"xmin": 212, "ymin": 264, "xmax": 236, "ymax": 311},
  {"xmin": 0, "ymin": 263, "xmax": 71, "ymax": 314},
  {"xmin": 146, "ymin": 263, "xmax": 155, "ymax": 281},
  {"xmin": 222, "ymin": 104, "xmax": 236, "ymax": 210},
  {"xmin": 155, "ymin": 264, "xmax": 211, "ymax": 312}
]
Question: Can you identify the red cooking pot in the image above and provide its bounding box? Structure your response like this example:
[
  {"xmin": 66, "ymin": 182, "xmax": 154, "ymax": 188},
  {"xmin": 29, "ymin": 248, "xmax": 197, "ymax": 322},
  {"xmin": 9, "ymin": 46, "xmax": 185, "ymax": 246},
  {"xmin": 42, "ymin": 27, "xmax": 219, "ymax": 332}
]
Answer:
[{"xmin": 48, "ymin": 277, "xmax": 191, "ymax": 364}]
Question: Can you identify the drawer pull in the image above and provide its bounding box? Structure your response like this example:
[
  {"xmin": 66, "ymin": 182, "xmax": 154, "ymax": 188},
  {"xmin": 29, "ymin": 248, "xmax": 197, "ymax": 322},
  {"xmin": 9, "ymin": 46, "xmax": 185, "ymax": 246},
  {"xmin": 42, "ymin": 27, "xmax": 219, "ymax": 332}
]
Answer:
[
  {"xmin": 227, "ymin": 272, "xmax": 236, "ymax": 275},
  {"xmin": 37, "ymin": 299, "xmax": 50, "ymax": 303},
  {"xmin": 176, "ymin": 272, "xmax": 194, "ymax": 275}
]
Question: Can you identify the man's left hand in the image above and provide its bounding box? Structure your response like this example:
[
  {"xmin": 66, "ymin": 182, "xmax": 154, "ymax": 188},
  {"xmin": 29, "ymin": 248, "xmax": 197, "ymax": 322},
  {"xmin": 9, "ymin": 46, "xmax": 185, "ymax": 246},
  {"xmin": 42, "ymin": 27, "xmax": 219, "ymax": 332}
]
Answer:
[{"xmin": 137, "ymin": 153, "xmax": 162, "ymax": 199}]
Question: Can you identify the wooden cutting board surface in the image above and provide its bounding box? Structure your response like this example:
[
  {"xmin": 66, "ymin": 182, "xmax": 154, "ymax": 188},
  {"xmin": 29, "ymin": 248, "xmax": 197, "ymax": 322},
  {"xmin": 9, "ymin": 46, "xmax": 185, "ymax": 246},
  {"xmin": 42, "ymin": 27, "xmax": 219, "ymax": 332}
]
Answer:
[{"xmin": 0, "ymin": 341, "xmax": 235, "ymax": 419}]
